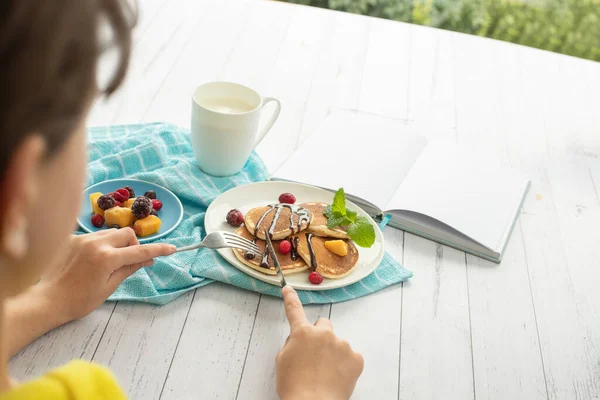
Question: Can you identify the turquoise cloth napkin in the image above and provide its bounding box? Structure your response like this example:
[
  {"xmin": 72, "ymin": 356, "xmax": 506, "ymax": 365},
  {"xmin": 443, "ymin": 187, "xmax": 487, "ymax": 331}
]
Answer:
[{"xmin": 86, "ymin": 122, "xmax": 413, "ymax": 305}]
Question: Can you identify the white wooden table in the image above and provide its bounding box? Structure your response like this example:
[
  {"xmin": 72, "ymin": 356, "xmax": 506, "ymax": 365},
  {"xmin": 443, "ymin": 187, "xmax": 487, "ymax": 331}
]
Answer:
[{"xmin": 11, "ymin": 0, "xmax": 600, "ymax": 399}]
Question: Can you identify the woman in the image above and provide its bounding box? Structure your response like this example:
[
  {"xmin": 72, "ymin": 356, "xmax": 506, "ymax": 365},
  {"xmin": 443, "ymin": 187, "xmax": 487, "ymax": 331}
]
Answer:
[{"xmin": 0, "ymin": 1, "xmax": 364, "ymax": 399}]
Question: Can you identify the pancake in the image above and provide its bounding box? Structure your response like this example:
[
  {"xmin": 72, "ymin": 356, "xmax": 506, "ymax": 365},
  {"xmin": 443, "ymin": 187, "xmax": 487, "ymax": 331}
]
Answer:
[
  {"xmin": 292, "ymin": 233, "xmax": 359, "ymax": 279},
  {"xmin": 244, "ymin": 204, "xmax": 312, "ymax": 240},
  {"xmin": 232, "ymin": 226, "xmax": 307, "ymax": 275},
  {"xmin": 301, "ymin": 202, "xmax": 350, "ymax": 239}
]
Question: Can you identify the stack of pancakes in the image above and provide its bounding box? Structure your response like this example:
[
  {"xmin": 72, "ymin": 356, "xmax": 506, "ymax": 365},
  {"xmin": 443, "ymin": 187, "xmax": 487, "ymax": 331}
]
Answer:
[{"xmin": 233, "ymin": 202, "xmax": 359, "ymax": 279}]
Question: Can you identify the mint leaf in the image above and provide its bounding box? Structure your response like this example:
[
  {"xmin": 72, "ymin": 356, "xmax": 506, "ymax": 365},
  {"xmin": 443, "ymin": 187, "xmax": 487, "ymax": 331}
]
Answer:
[
  {"xmin": 323, "ymin": 205, "xmax": 334, "ymax": 219},
  {"xmin": 347, "ymin": 216, "xmax": 376, "ymax": 248},
  {"xmin": 346, "ymin": 209, "xmax": 357, "ymax": 223},
  {"xmin": 327, "ymin": 215, "xmax": 353, "ymax": 229},
  {"xmin": 332, "ymin": 188, "xmax": 346, "ymax": 216}
]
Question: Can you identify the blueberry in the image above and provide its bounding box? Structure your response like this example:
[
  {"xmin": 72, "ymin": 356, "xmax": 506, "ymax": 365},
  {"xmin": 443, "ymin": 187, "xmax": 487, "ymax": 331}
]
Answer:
[{"xmin": 124, "ymin": 186, "xmax": 135, "ymax": 198}]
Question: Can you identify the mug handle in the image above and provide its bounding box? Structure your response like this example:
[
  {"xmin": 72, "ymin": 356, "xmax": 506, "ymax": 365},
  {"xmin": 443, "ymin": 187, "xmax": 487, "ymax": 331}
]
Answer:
[{"xmin": 254, "ymin": 97, "xmax": 281, "ymax": 148}]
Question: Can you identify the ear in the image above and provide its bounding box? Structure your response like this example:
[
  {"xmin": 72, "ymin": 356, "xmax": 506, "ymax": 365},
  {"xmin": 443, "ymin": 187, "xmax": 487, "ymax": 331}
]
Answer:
[{"xmin": 0, "ymin": 135, "xmax": 45, "ymax": 260}]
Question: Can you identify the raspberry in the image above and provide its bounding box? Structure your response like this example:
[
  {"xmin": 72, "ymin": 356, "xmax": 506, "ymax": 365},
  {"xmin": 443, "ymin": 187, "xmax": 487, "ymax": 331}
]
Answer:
[
  {"xmin": 124, "ymin": 186, "xmax": 135, "ymax": 198},
  {"xmin": 144, "ymin": 190, "xmax": 157, "ymax": 200},
  {"xmin": 279, "ymin": 193, "xmax": 296, "ymax": 204},
  {"xmin": 151, "ymin": 199, "xmax": 163, "ymax": 211},
  {"xmin": 116, "ymin": 188, "xmax": 130, "ymax": 200},
  {"xmin": 97, "ymin": 194, "xmax": 116, "ymax": 210},
  {"xmin": 131, "ymin": 196, "xmax": 153, "ymax": 219},
  {"xmin": 114, "ymin": 201, "xmax": 122, "ymax": 207},
  {"xmin": 109, "ymin": 191, "xmax": 128, "ymax": 203},
  {"xmin": 308, "ymin": 271, "xmax": 323, "ymax": 285},
  {"xmin": 279, "ymin": 240, "xmax": 292, "ymax": 255},
  {"xmin": 91, "ymin": 214, "xmax": 104, "ymax": 228},
  {"xmin": 226, "ymin": 209, "xmax": 244, "ymax": 226}
]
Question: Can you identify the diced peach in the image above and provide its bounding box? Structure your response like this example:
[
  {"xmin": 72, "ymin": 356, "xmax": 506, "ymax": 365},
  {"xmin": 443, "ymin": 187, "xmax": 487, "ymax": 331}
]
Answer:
[
  {"xmin": 324, "ymin": 240, "xmax": 348, "ymax": 257},
  {"xmin": 133, "ymin": 215, "xmax": 161, "ymax": 237},
  {"xmin": 122, "ymin": 198, "xmax": 135, "ymax": 208},
  {"xmin": 105, "ymin": 207, "xmax": 134, "ymax": 228},
  {"xmin": 90, "ymin": 192, "xmax": 104, "ymax": 216}
]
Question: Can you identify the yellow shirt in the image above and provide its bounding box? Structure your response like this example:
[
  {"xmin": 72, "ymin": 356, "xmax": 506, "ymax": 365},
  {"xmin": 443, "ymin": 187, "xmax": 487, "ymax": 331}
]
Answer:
[{"xmin": 0, "ymin": 361, "xmax": 126, "ymax": 400}]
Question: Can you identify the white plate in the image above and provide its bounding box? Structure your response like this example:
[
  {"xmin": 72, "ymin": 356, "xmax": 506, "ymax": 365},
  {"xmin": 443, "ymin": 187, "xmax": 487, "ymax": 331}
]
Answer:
[{"xmin": 205, "ymin": 181, "xmax": 384, "ymax": 291}]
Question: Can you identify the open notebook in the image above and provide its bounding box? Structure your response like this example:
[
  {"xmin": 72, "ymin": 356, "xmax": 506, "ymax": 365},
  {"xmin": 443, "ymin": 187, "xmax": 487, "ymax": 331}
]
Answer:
[{"xmin": 272, "ymin": 111, "xmax": 529, "ymax": 263}]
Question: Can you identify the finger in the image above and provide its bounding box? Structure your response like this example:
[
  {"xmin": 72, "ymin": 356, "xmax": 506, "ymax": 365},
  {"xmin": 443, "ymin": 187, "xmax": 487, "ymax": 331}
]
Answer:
[
  {"xmin": 314, "ymin": 317, "xmax": 333, "ymax": 331},
  {"xmin": 106, "ymin": 227, "xmax": 140, "ymax": 248},
  {"xmin": 115, "ymin": 243, "xmax": 176, "ymax": 266},
  {"xmin": 107, "ymin": 261, "xmax": 149, "ymax": 290},
  {"xmin": 89, "ymin": 229, "xmax": 115, "ymax": 238},
  {"xmin": 282, "ymin": 285, "xmax": 307, "ymax": 330},
  {"xmin": 355, "ymin": 352, "xmax": 365, "ymax": 374}
]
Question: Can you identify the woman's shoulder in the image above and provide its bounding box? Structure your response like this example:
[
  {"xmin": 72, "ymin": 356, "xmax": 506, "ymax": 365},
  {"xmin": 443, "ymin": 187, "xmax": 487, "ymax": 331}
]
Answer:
[{"xmin": 0, "ymin": 360, "xmax": 126, "ymax": 400}]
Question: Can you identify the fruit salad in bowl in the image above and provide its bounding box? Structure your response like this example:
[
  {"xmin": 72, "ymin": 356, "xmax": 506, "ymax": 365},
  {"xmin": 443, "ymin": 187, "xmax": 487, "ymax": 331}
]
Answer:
[{"xmin": 78, "ymin": 179, "xmax": 183, "ymax": 243}]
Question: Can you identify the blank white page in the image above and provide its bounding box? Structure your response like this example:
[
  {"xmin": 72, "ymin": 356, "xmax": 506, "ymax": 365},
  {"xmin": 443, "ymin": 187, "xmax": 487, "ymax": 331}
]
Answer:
[
  {"xmin": 273, "ymin": 111, "xmax": 428, "ymax": 209},
  {"xmin": 386, "ymin": 141, "xmax": 529, "ymax": 251}
]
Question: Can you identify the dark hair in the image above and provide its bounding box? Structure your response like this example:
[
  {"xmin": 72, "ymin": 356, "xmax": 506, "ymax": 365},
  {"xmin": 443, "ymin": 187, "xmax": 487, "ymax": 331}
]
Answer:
[{"xmin": 0, "ymin": 0, "xmax": 135, "ymax": 179}]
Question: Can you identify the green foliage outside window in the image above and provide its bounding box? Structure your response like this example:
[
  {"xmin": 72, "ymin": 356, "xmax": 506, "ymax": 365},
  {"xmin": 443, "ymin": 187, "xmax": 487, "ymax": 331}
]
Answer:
[{"xmin": 281, "ymin": 0, "xmax": 600, "ymax": 62}]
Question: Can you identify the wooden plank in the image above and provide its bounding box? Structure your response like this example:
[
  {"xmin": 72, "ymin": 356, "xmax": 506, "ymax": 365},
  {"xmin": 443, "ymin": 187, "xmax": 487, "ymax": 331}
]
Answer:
[
  {"xmin": 400, "ymin": 235, "xmax": 474, "ymax": 399},
  {"xmin": 328, "ymin": 228, "xmax": 404, "ymax": 400},
  {"xmin": 299, "ymin": 10, "xmax": 370, "ymax": 143},
  {"xmin": 253, "ymin": 2, "xmax": 329, "ymax": 173},
  {"xmin": 453, "ymin": 33, "xmax": 547, "ymax": 399},
  {"xmin": 133, "ymin": 0, "xmax": 173, "ymax": 46},
  {"xmin": 499, "ymin": 44, "xmax": 600, "ymax": 400},
  {"xmin": 218, "ymin": 1, "xmax": 293, "ymax": 95},
  {"xmin": 160, "ymin": 284, "xmax": 260, "ymax": 400},
  {"xmin": 407, "ymin": 25, "xmax": 456, "ymax": 133},
  {"xmin": 451, "ymin": 33, "xmax": 510, "ymax": 162},
  {"xmin": 544, "ymin": 158, "xmax": 600, "ymax": 399},
  {"xmin": 9, "ymin": 303, "xmax": 115, "ymax": 379},
  {"xmin": 91, "ymin": 293, "xmax": 194, "ymax": 400},
  {"xmin": 141, "ymin": 0, "xmax": 253, "ymax": 128},
  {"xmin": 236, "ymin": 298, "xmax": 330, "ymax": 400},
  {"xmin": 466, "ymin": 232, "xmax": 546, "ymax": 400},
  {"xmin": 94, "ymin": 0, "xmax": 213, "ymax": 126},
  {"xmin": 517, "ymin": 164, "xmax": 599, "ymax": 400},
  {"xmin": 261, "ymin": 2, "xmax": 329, "ymax": 102},
  {"xmin": 255, "ymin": 98, "xmax": 307, "ymax": 175},
  {"xmin": 90, "ymin": 0, "xmax": 171, "ymax": 122},
  {"xmin": 540, "ymin": 56, "xmax": 600, "ymax": 159},
  {"xmin": 359, "ymin": 18, "xmax": 411, "ymax": 119}
]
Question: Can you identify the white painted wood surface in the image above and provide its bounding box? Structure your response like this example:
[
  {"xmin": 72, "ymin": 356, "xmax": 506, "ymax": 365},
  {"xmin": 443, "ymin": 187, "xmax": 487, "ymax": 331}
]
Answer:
[{"xmin": 10, "ymin": 0, "xmax": 600, "ymax": 399}]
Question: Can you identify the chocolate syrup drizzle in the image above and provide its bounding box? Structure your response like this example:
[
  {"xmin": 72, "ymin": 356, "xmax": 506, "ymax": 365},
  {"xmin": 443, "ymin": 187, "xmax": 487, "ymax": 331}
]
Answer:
[
  {"xmin": 245, "ymin": 204, "xmax": 311, "ymax": 269},
  {"xmin": 290, "ymin": 237, "xmax": 300, "ymax": 261},
  {"xmin": 305, "ymin": 233, "xmax": 317, "ymax": 272}
]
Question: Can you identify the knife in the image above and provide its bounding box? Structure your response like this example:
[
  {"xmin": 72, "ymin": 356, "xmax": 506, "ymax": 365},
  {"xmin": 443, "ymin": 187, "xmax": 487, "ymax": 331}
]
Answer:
[{"xmin": 264, "ymin": 228, "xmax": 287, "ymax": 288}]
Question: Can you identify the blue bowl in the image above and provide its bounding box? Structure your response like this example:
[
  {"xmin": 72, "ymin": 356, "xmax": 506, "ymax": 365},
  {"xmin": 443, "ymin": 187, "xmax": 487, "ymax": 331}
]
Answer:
[{"xmin": 77, "ymin": 178, "xmax": 184, "ymax": 243}]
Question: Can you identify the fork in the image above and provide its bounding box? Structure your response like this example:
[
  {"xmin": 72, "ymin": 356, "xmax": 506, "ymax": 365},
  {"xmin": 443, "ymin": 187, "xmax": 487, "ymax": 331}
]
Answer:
[{"xmin": 174, "ymin": 231, "xmax": 262, "ymax": 254}]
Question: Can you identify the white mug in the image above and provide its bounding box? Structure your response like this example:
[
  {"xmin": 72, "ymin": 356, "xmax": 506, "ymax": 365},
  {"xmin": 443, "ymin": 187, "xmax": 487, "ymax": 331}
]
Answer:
[{"xmin": 191, "ymin": 82, "xmax": 281, "ymax": 176}]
